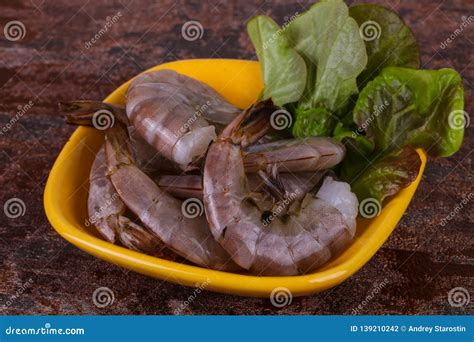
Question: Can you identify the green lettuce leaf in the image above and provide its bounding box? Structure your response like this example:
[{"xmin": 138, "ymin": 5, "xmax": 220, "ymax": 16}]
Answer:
[
  {"xmin": 332, "ymin": 122, "xmax": 374, "ymax": 154},
  {"xmin": 349, "ymin": 4, "xmax": 420, "ymax": 87},
  {"xmin": 354, "ymin": 67, "xmax": 465, "ymax": 157},
  {"xmin": 247, "ymin": 16, "xmax": 307, "ymax": 106},
  {"xmin": 286, "ymin": 0, "xmax": 367, "ymax": 112},
  {"xmin": 348, "ymin": 146, "xmax": 421, "ymax": 204},
  {"xmin": 245, "ymin": 2, "xmax": 465, "ymax": 208},
  {"xmin": 291, "ymin": 106, "xmax": 335, "ymax": 137}
]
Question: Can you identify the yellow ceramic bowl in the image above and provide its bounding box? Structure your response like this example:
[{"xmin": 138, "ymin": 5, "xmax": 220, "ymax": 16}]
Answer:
[{"xmin": 44, "ymin": 59, "xmax": 426, "ymax": 297}]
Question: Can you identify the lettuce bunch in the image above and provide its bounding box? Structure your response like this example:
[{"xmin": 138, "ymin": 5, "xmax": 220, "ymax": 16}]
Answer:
[{"xmin": 247, "ymin": 0, "xmax": 465, "ymax": 205}]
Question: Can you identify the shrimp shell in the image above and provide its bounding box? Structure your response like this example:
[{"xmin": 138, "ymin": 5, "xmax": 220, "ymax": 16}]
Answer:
[
  {"xmin": 243, "ymin": 137, "xmax": 345, "ymax": 173},
  {"xmin": 64, "ymin": 100, "xmax": 346, "ymax": 175},
  {"xmin": 104, "ymin": 122, "xmax": 240, "ymax": 271},
  {"xmin": 88, "ymin": 147, "xmax": 168, "ymax": 255},
  {"xmin": 126, "ymin": 70, "xmax": 241, "ymax": 168},
  {"xmin": 203, "ymin": 106, "xmax": 358, "ymax": 275},
  {"xmin": 87, "ymin": 147, "xmax": 122, "ymax": 243}
]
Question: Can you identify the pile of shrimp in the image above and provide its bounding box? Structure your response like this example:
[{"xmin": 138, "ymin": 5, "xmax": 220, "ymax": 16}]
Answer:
[{"xmin": 62, "ymin": 69, "xmax": 359, "ymax": 276}]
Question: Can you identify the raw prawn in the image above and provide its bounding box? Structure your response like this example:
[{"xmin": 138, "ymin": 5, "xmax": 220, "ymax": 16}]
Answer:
[
  {"xmin": 88, "ymin": 147, "xmax": 165, "ymax": 255},
  {"xmin": 126, "ymin": 70, "xmax": 241, "ymax": 169},
  {"xmin": 103, "ymin": 121, "xmax": 239, "ymax": 271},
  {"xmin": 203, "ymin": 109, "xmax": 359, "ymax": 276},
  {"xmin": 63, "ymin": 71, "xmax": 282, "ymax": 169},
  {"xmin": 63, "ymin": 102, "xmax": 345, "ymax": 174}
]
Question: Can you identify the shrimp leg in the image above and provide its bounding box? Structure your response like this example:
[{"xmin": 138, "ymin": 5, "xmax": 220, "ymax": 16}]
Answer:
[
  {"xmin": 203, "ymin": 106, "xmax": 359, "ymax": 276},
  {"xmin": 103, "ymin": 121, "xmax": 239, "ymax": 271}
]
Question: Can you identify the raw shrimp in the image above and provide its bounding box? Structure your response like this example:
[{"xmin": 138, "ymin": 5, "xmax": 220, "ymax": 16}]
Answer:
[
  {"xmin": 203, "ymin": 109, "xmax": 359, "ymax": 276},
  {"xmin": 243, "ymin": 137, "xmax": 345, "ymax": 173},
  {"xmin": 64, "ymin": 99, "xmax": 319, "ymax": 174},
  {"xmin": 125, "ymin": 70, "xmax": 242, "ymax": 169},
  {"xmin": 88, "ymin": 147, "xmax": 165, "ymax": 255},
  {"xmin": 64, "ymin": 100, "xmax": 345, "ymax": 175},
  {"xmin": 61, "ymin": 68, "xmax": 242, "ymax": 170},
  {"xmin": 126, "ymin": 69, "xmax": 240, "ymax": 125},
  {"xmin": 103, "ymin": 121, "xmax": 239, "ymax": 271}
]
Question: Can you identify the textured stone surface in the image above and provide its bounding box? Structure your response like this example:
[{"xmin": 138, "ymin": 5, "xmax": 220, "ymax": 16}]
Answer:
[{"xmin": 0, "ymin": 0, "xmax": 472, "ymax": 315}]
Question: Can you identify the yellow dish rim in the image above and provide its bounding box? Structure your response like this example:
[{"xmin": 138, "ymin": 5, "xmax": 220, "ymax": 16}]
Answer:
[{"xmin": 44, "ymin": 59, "xmax": 427, "ymax": 297}]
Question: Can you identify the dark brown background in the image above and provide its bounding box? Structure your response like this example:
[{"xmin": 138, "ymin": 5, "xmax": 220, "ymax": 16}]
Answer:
[{"xmin": 0, "ymin": 0, "xmax": 472, "ymax": 315}]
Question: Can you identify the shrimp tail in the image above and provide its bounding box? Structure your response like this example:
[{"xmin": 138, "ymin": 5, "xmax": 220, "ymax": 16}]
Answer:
[
  {"xmin": 116, "ymin": 216, "xmax": 164, "ymax": 255},
  {"xmin": 60, "ymin": 100, "xmax": 129, "ymax": 126},
  {"xmin": 104, "ymin": 123, "xmax": 135, "ymax": 174},
  {"xmin": 221, "ymin": 99, "xmax": 279, "ymax": 147}
]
